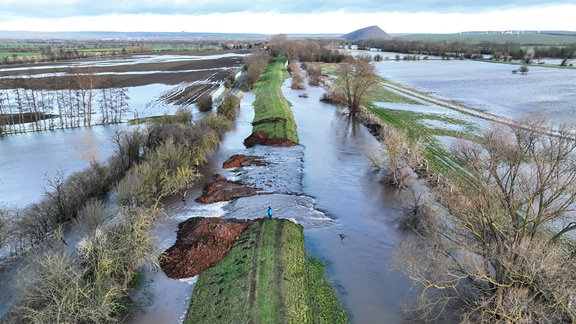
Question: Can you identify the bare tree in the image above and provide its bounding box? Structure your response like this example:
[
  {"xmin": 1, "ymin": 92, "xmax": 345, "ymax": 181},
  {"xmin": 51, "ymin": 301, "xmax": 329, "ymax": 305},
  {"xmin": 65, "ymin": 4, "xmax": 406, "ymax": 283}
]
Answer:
[
  {"xmin": 397, "ymin": 116, "xmax": 576, "ymax": 322},
  {"xmin": 333, "ymin": 56, "xmax": 380, "ymax": 116},
  {"xmin": 0, "ymin": 204, "xmax": 10, "ymax": 251}
]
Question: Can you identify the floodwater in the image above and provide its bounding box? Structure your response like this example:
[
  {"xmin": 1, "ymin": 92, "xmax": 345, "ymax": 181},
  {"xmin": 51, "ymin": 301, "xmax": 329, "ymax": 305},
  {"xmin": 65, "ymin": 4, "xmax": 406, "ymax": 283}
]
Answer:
[
  {"xmin": 14, "ymin": 57, "xmax": 576, "ymax": 323},
  {"xmin": 128, "ymin": 79, "xmax": 418, "ymax": 323},
  {"xmin": 374, "ymin": 59, "xmax": 576, "ymax": 124},
  {"xmin": 0, "ymin": 76, "xmax": 417, "ymax": 323},
  {"xmin": 0, "ymin": 82, "xmax": 182, "ymax": 208}
]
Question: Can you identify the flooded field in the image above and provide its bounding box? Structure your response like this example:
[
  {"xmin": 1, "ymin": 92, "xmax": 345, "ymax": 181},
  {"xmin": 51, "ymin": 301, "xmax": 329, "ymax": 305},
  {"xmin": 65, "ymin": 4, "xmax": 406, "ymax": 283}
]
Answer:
[
  {"xmin": 1, "ymin": 53, "xmax": 574, "ymax": 323},
  {"xmin": 374, "ymin": 59, "xmax": 576, "ymax": 124}
]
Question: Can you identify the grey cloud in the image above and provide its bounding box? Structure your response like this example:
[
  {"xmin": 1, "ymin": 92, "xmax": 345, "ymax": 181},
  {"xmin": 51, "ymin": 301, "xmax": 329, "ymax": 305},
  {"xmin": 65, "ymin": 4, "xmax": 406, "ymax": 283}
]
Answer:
[{"xmin": 3, "ymin": 0, "xmax": 573, "ymax": 19}]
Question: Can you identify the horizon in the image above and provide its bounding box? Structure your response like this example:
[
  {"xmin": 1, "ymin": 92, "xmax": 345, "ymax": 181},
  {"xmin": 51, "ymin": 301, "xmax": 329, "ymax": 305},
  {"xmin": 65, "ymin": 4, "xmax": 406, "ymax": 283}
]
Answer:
[
  {"xmin": 0, "ymin": 1, "xmax": 575, "ymax": 35},
  {"xmin": 1, "ymin": 28, "xmax": 574, "ymax": 40}
]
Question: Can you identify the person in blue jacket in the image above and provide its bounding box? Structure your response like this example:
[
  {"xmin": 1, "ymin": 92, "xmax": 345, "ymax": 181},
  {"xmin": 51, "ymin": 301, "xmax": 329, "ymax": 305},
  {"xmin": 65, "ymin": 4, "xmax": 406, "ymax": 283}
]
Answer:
[{"xmin": 267, "ymin": 206, "xmax": 273, "ymax": 220}]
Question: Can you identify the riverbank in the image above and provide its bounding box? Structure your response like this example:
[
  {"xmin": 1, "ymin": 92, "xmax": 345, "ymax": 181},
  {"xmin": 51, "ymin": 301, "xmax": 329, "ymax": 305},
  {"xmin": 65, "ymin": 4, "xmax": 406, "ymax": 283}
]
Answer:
[
  {"xmin": 166, "ymin": 218, "xmax": 347, "ymax": 323},
  {"xmin": 160, "ymin": 57, "xmax": 347, "ymax": 323}
]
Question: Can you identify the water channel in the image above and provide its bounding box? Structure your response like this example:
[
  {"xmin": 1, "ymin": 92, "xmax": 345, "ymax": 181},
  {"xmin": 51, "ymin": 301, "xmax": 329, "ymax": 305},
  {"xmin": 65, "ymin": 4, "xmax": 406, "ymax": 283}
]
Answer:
[
  {"xmin": 0, "ymin": 67, "xmax": 433, "ymax": 323},
  {"xmin": 128, "ymin": 77, "xmax": 417, "ymax": 323}
]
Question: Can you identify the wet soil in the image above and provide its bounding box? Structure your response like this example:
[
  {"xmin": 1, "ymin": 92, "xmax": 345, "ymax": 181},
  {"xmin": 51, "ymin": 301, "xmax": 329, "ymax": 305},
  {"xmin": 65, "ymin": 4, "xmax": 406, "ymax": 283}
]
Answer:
[
  {"xmin": 0, "ymin": 50, "xmax": 248, "ymax": 90},
  {"xmin": 194, "ymin": 174, "xmax": 259, "ymax": 204},
  {"xmin": 222, "ymin": 154, "xmax": 268, "ymax": 169},
  {"xmin": 243, "ymin": 130, "xmax": 298, "ymax": 148},
  {"xmin": 159, "ymin": 217, "xmax": 255, "ymax": 279}
]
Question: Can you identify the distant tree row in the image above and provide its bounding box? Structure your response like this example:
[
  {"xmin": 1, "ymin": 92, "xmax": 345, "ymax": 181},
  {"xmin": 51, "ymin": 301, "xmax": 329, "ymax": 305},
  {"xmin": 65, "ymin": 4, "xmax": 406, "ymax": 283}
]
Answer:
[
  {"xmin": 354, "ymin": 39, "xmax": 576, "ymax": 62},
  {"xmin": 0, "ymin": 45, "xmax": 154, "ymax": 66},
  {"xmin": 266, "ymin": 34, "xmax": 346, "ymax": 63},
  {"xmin": 0, "ymin": 73, "xmax": 129, "ymax": 135}
]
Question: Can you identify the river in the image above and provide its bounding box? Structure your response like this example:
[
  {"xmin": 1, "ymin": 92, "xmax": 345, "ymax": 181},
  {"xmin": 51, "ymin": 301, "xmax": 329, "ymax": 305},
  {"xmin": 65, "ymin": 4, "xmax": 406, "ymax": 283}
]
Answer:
[
  {"xmin": 128, "ymin": 78, "xmax": 417, "ymax": 323},
  {"xmin": 1, "ymin": 74, "xmax": 423, "ymax": 323}
]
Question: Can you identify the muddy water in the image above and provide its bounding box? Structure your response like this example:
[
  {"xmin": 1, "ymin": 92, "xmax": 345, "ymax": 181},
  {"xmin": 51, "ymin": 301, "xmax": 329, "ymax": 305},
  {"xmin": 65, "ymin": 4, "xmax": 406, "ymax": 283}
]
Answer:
[
  {"xmin": 1, "ymin": 82, "xmax": 417, "ymax": 323},
  {"xmin": 129, "ymin": 80, "xmax": 417, "ymax": 323},
  {"xmin": 285, "ymin": 83, "xmax": 415, "ymax": 323}
]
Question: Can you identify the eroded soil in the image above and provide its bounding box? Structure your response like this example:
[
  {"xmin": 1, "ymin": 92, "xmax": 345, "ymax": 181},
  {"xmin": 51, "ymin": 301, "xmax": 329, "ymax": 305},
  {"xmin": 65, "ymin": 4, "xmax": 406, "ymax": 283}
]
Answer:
[{"xmin": 159, "ymin": 217, "xmax": 255, "ymax": 279}]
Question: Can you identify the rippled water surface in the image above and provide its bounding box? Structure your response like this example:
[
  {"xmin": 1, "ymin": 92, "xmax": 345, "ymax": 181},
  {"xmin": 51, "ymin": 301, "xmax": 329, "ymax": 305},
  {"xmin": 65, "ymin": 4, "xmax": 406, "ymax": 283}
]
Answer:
[
  {"xmin": 375, "ymin": 59, "xmax": 576, "ymax": 124},
  {"xmin": 9, "ymin": 58, "xmax": 564, "ymax": 322}
]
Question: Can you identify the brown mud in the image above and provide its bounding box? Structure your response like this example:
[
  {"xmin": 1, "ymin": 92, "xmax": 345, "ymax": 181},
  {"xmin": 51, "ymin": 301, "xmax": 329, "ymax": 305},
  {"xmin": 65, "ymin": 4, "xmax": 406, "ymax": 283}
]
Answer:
[
  {"xmin": 0, "ymin": 50, "xmax": 246, "ymax": 107},
  {"xmin": 159, "ymin": 217, "xmax": 256, "ymax": 279},
  {"xmin": 243, "ymin": 130, "xmax": 298, "ymax": 148}
]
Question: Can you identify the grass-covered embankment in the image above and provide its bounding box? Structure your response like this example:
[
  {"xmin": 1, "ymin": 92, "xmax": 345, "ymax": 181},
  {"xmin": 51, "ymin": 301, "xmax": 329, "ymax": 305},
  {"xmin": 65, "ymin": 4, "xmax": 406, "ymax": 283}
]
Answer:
[
  {"xmin": 251, "ymin": 57, "xmax": 299, "ymax": 144},
  {"xmin": 183, "ymin": 218, "xmax": 348, "ymax": 324},
  {"xmin": 367, "ymin": 104, "xmax": 478, "ymax": 182}
]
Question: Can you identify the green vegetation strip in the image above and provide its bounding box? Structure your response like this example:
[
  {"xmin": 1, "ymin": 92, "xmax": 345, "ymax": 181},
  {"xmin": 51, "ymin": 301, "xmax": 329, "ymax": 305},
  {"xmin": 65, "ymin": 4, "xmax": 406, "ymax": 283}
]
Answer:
[
  {"xmin": 373, "ymin": 81, "xmax": 422, "ymax": 105},
  {"xmin": 367, "ymin": 104, "xmax": 478, "ymax": 186},
  {"xmin": 183, "ymin": 219, "xmax": 348, "ymax": 324},
  {"xmin": 252, "ymin": 57, "xmax": 299, "ymax": 143}
]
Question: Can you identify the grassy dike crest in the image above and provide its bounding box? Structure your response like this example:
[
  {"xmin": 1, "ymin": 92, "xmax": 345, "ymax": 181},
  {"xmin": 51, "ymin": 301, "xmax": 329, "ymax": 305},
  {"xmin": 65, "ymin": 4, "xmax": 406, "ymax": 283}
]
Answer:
[
  {"xmin": 183, "ymin": 58, "xmax": 346, "ymax": 323},
  {"xmin": 183, "ymin": 219, "xmax": 348, "ymax": 324}
]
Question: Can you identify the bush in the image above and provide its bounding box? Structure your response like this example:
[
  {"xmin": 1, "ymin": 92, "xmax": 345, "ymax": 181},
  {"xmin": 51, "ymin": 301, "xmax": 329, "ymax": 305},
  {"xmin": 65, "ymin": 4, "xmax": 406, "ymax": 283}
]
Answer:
[
  {"xmin": 291, "ymin": 72, "xmax": 305, "ymax": 90},
  {"xmin": 9, "ymin": 206, "xmax": 159, "ymax": 323},
  {"xmin": 173, "ymin": 106, "xmax": 193, "ymax": 124},
  {"xmin": 306, "ymin": 66, "xmax": 322, "ymax": 86},
  {"xmin": 74, "ymin": 198, "xmax": 113, "ymax": 237},
  {"xmin": 217, "ymin": 95, "xmax": 241, "ymax": 120},
  {"xmin": 195, "ymin": 114, "xmax": 234, "ymax": 136},
  {"xmin": 320, "ymin": 91, "xmax": 347, "ymax": 106},
  {"xmin": 196, "ymin": 93, "xmax": 213, "ymax": 112},
  {"xmin": 224, "ymin": 71, "xmax": 237, "ymax": 88}
]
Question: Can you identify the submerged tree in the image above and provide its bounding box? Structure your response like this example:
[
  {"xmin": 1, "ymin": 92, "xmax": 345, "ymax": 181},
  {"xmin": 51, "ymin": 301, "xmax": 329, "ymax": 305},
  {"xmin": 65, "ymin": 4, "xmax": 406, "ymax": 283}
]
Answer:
[
  {"xmin": 397, "ymin": 116, "xmax": 576, "ymax": 323},
  {"xmin": 333, "ymin": 56, "xmax": 380, "ymax": 116}
]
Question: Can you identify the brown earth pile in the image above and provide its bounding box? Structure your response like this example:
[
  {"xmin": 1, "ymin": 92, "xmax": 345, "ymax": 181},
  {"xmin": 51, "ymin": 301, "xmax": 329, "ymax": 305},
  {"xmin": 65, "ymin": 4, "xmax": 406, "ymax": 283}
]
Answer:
[
  {"xmin": 160, "ymin": 217, "xmax": 255, "ymax": 279},
  {"xmin": 222, "ymin": 154, "xmax": 268, "ymax": 168},
  {"xmin": 195, "ymin": 174, "xmax": 258, "ymax": 204},
  {"xmin": 243, "ymin": 130, "xmax": 297, "ymax": 148}
]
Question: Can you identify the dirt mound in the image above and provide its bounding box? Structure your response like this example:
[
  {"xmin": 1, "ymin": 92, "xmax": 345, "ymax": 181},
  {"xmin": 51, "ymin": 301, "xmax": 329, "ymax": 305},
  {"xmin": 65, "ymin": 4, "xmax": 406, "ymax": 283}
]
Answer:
[
  {"xmin": 160, "ymin": 217, "xmax": 255, "ymax": 279},
  {"xmin": 222, "ymin": 154, "xmax": 268, "ymax": 169},
  {"xmin": 195, "ymin": 174, "xmax": 258, "ymax": 204},
  {"xmin": 243, "ymin": 130, "xmax": 297, "ymax": 148}
]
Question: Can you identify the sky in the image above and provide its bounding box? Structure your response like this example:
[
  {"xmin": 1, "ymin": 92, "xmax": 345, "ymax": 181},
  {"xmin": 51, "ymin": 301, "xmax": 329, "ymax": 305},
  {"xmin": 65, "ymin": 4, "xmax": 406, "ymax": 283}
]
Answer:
[{"xmin": 0, "ymin": 0, "xmax": 574, "ymax": 35}]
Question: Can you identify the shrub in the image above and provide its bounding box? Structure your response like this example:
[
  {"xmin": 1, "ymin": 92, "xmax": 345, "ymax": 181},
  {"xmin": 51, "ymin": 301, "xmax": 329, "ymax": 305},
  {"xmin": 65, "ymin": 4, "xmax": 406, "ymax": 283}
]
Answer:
[
  {"xmin": 195, "ymin": 93, "xmax": 213, "ymax": 112},
  {"xmin": 74, "ymin": 198, "xmax": 113, "ymax": 237},
  {"xmin": 217, "ymin": 95, "xmax": 240, "ymax": 120},
  {"xmin": 0, "ymin": 204, "xmax": 10, "ymax": 250},
  {"xmin": 291, "ymin": 72, "xmax": 305, "ymax": 90},
  {"xmin": 10, "ymin": 206, "xmax": 159, "ymax": 323},
  {"xmin": 195, "ymin": 114, "xmax": 234, "ymax": 136},
  {"xmin": 173, "ymin": 106, "xmax": 193, "ymax": 124}
]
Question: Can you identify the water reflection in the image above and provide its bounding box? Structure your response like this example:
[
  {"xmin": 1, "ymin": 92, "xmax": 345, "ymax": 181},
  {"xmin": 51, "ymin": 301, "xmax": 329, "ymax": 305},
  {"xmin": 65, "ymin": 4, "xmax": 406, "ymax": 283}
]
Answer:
[
  {"xmin": 374, "ymin": 59, "xmax": 576, "ymax": 124},
  {"xmin": 2, "ymin": 76, "xmax": 419, "ymax": 324},
  {"xmin": 285, "ymin": 81, "xmax": 416, "ymax": 323}
]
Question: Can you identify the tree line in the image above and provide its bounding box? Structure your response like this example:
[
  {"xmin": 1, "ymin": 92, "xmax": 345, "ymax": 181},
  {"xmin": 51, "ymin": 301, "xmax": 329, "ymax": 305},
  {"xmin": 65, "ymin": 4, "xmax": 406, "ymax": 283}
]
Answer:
[
  {"xmin": 0, "ymin": 108, "xmax": 236, "ymax": 322},
  {"xmin": 261, "ymin": 36, "xmax": 575, "ymax": 322},
  {"xmin": 0, "ymin": 73, "xmax": 129, "ymax": 135},
  {"xmin": 354, "ymin": 38, "xmax": 576, "ymax": 62}
]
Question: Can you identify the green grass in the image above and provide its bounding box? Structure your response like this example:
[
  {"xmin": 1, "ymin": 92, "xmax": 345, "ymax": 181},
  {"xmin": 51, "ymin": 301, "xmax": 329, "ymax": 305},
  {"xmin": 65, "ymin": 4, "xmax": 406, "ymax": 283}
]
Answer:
[
  {"xmin": 251, "ymin": 57, "xmax": 299, "ymax": 143},
  {"xmin": 367, "ymin": 104, "xmax": 478, "ymax": 186},
  {"xmin": 0, "ymin": 52, "xmax": 41, "ymax": 57},
  {"xmin": 373, "ymin": 81, "xmax": 423, "ymax": 105},
  {"xmin": 183, "ymin": 219, "xmax": 348, "ymax": 324},
  {"xmin": 398, "ymin": 33, "xmax": 576, "ymax": 45}
]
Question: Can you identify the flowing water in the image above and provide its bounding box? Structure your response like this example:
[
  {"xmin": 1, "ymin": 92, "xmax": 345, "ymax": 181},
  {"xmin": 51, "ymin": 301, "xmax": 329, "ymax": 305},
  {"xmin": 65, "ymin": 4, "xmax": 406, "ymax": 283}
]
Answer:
[
  {"xmin": 1, "ymin": 74, "xmax": 428, "ymax": 323},
  {"xmin": 128, "ymin": 79, "xmax": 417, "ymax": 323}
]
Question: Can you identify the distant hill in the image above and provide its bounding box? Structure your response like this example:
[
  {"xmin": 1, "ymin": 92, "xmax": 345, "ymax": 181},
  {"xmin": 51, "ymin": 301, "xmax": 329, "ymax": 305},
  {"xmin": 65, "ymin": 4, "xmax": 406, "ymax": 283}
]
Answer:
[{"xmin": 340, "ymin": 26, "xmax": 392, "ymax": 42}]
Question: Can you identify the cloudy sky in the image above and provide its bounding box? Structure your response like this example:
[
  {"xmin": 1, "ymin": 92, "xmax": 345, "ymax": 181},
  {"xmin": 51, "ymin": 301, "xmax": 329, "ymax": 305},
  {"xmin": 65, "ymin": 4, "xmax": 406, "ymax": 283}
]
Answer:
[{"xmin": 0, "ymin": 0, "xmax": 574, "ymax": 34}]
